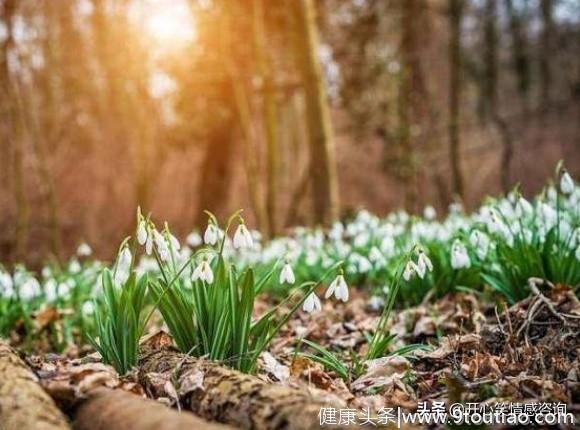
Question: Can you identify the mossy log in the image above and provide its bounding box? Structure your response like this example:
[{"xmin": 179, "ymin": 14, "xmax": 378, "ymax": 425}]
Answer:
[
  {"xmin": 0, "ymin": 340, "xmax": 70, "ymax": 430},
  {"xmin": 139, "ymin": 346, "xmax": 346, "ymax": 430},
  {"xmin": 73, "ymin": 388, "xmax": 234, "ymax": 430}
]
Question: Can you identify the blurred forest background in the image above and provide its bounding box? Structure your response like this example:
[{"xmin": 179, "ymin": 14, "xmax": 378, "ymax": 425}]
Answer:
[{"xmin": 0, "ymin": 0, "xmax": 579, "ymax": 264}]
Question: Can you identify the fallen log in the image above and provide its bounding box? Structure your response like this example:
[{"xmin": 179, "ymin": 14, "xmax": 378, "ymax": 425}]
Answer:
[
  {"xmin": 73, "ymin": 388, "xmax": 234, "ymax": 430},
  {"xmin": 0, "ymin": 340, "xmax": 70, "ymax": 430},
  {"xmin": 139, "ymin": 344, "xmax": 346, "ymax": 430}
]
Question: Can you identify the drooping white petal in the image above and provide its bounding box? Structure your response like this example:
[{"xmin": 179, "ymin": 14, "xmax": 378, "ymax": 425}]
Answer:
[
  {"xmin": 403, "ymin": 261, "xmax": 415, "ymax": 281},
  {"xmin": 204, "ymin": 224, "xmax": 218, "ymax": 245},
  {"xmin": 303, "ymin": 292, "xmax": 321, "ymax": 313},
  {"xmin": 77, "ymin": 243, "xmax": 92, "ymax": 257},
  {"xmin": 137, "ymin": 221, "xmax": 148, "ymax": 245},
  {"xmin": 233, "ymin": 224, "xmax": 253, "ymax": 249},
  {"xmin": 560, "ymin": 171, "xmax": 575, "ymax": 195},
  {"xmin": 325, "ymin": 277, "xmax": 338, "ymax": 299},
  {"xmin": 279, "ymin": 263, "xmax": 295, "ymax": 285},
  {"xmin": 117, "ymin": 247, "xmax": 132, "ymax": 275}
]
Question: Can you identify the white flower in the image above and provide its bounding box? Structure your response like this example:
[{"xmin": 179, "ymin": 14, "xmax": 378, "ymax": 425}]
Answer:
[
  {"xmin": 560, "ymin": 171, "xmax": 575, "ymax": 195},
  {"xmin": 192, "ymin": 260, "xmax": 214, "ymax": 284},
  {"xmin": 204, "ymin": 223, "xmax": 219, "ymax": 246},
  {"xmin": 0, "ymin": 271, "xmax": 13, "ymax": 292},
  {"xmin": 82, "ymin": 301, "xmax": 95, "ymax": 315},
  {"xmin": 469, "ymin": 230, "xmax": 489, "ymax": 259},
  {"xmin": 77, "ymin": 243, "xmax": 92, "ymax": 257},
  {"xmin": 153, "ymin": 230, "xmax": 170, "ymax": 261},
  {"xmin": 137, "ymin": 221, "xmax": 148, "ymax": 245},
  {"xmin": 168, "ymin": 233, "xmax": 180, "ymax": 251},
  {"xmin": 145, "ymin": 232, "xmax": 153, "ymax": 255},
  {"xmin": 451, "ymin": 239, "xmax": 471, "ymax": 269},
  {"xmin": 233, "ymin": 223, "xmax": 253, "ymax": 249},
  {"xmin": 416, "ymin": 251, "xmax": 433, "ymax": 277},
  {"xmin": 279, "ymin": 263, "xmax": 295, "ymax": 285},
  {"xmin": 19, "ymin": 277, "xmax": 41, "ymax": 300},
  {"xmin": 325, "ymin": 274, "xmax": 348, "ymax": 302},
  {"xmin": 403, "ymin": 261, "xmax": 416, "ymax": 281},
  {"xmin": 423, "ymin": 206, "xmax": 437, "ymax": 220},
  {"xmin": 117, "ymin": 247, "xmax": 132, "ymax": 275},
  {"xmin": 576, "ymin": 245, "xmax": 580, "ymax": 262},
  {"xmin": 186, "ymin": 232, "xmax": 202, "ymax": 247},
  {"xmin": 302, "ymin": 292, "xmax": 322, "ymax": 313},
  {"xmin": 515, "ymin": 197, "xmax": 533, "ymax": 218},
  {"xmin": 69, "ymin": 259, "xmax": 81, "ymax": 273}
]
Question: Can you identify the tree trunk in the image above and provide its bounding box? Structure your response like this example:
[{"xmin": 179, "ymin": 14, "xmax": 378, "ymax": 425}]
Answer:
[
  {"xmin": 482, "ymin": 0, "xmax": 498, "ymax": 119},
  {"xmin": 0, "ymin": 0, "xmax": 29, "ymax": 261},
  {"xmin": 397, "ymin": 0, "xmax": 420, "ymax": 212},
  {"xmin": 253, "ymin": 0, "xmax": 279, "ymax": 236},
  {"xmin": 492, "ymin": 112, "xmax": 515, "ymax": 192},
  {"xmin": 292, "ymin": 0, "xmax": 340, "ymax": 225},
  {"xmin": 220, "ymin": 3, "xmax": 269, "ymax": 235},
  {"xmin": 138, "ymin": 346, "xmax": 346, "ymax": 430},
  {"xmin": 195, "ymin": 113, "xmax": 236, "ymax": 225},
  {"xmin": 539, "ymin": 0, "xmax": 554, "ymax": 107},
  {"xmin": 0, "ymin": 341, "xmax": 70, "ymax": 430},
  {"xmin": 73, "ymin": 388, "xmax": 232, "ymax": 430},
  {"xmin": 505, "ymin": 0, "xmax": 531, "ymax": 102},
  {"xmin": 448, "ymin": 0, "xmax": 465, "ymax": 200}
]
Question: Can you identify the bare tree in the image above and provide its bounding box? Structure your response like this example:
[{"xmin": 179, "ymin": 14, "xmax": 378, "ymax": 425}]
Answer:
[
  {"xmin": 539, "ymin": 0, "xmax": 554, "ymax": 107},
  {"xmin": 505, "ymin": 0, "xmax": 531, "ymax": 102},
  {"xmin": 291, "ymin": 0, "xmax": 340, "ymax": 224},
  {"xmin": 0, "ymin": 0, "xmax": 29, "ymax": 260},
  {"xmin": 448, "ymin": 0, "xmax": 465, "ymax": 199},
  {"xmin": 253, "ymin": 0, "xmax": 279, "ymax": 235}
]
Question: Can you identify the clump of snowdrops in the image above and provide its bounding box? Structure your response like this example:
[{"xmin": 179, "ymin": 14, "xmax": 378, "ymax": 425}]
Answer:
[
  {"xmin": 139, "ymin": 210, "xmax": 344, "ymax": 373},
  {"xmin": 89, "ymin": 239, "xmax": 148, "ymax": 375},
  {"xmin": 299, "ymin": 245, "xmax": 433, "ymax": 383}
]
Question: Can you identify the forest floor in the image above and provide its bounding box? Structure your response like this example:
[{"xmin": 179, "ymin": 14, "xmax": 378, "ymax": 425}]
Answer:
[{"xmin": 4, "ymin": 283, "xmax": 580, "ymax": 429}]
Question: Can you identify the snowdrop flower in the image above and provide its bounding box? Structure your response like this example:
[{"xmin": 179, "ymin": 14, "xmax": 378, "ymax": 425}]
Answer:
[
  {"xmin": 19, "ymin": 277, "xmax": 41, "ymax": 300},
  {"xmin": 325, "ymin": 274, "xmax": 349, "ymax": 302},
  {"xmin": 368, "ymin": 246, "xmax": 386, "ymax": 268},
  {"xmin": 117, "ymin": 247, "xmax": 132, "ymax": 275},
  {"xmin": 137, "ymin": 220, "xmax": 148, "ymax": 245},
  {"xmin": 469, "ymin": 230, "xmax": 489, "ymax": 259},
  {"xmin": 69, "ymin": 259, "xmax": 81, "ymax": 273},
  {"xmin": 145, "ymin": 230, "xmax": 153, "ymax": 255},
  {"xmin": 44, "ymin": 279, "xmax": 58, "ymax": 302},
  {"xmin": 77, "ymin": 243, "xmax": 92, "ymax": 257},
  {"xmin": 153, "ymin": 230, "xmax": 170, "ymax": 261},
  {"xmin": 279, "ymin": 262, "xmax": 295, "ymax": 285},
  {"xmin": 356, "ymin": 255, "xmax": 372, "ymax": 273},
  {"xmin": 168, "ymin": 232, "xmax": 180, "ymax": 251},
  {"xmin": 115, "ymin": 247, "xmax": 132, "ymax": 285},
  {"xmin": 415, "ymin": 250, "xmax": 433, "ymax": 279},
  {"xmin": 576, "ymin": 245, "xmax": 580, "ymax": 262},
  {"xmin": 192, "ymin": 259, "xmax": 214, "ymax": 284},
  {"xmin": 0, "ymin": 273, "xmax": 14, "ymax": 299},
  {"xmin": 560, "ymin": 171, "xmax": 575, "ymax": 195},
  {"xmin": 515, "ymin": 197, "xmax": 534, "ymax": 218},
  {"xmin": 233, "ymin": 223, "xmax": 253, "ymax": 249},
  {"xmin": 449, "ymin": 202, "xmax": 463, "ymax": 215},
  {"xmin": 186, "ymin": 231, "xmax": 202, "ymax": 247},
  {"xmin": 380, "ymin": 236, "xmax": 395, "ymax": 257},
  {"xmin": 82, "ymin": 301, "xmax": 95, "ymax": 315},
  {"xmin": 403, "ymin": 261, "xmax": 416, "ymax": 281},
  {"xmin": 423, "ymin": 206, "xmax": 437, "ymax": 220},
  {"xmin": 451, "ymin": 239, "xmax": 471, "ymax": 269},
  {"xmin": 0, "ymin": 271, "xmax": 13, "ymax": 291},
  {"xmin": 204, "ymin": 223, "xmax": 219, "ymax": 246},
  {"xmin": 303, "ymin": 292, "xmax": 322, "ymax": 313}
]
